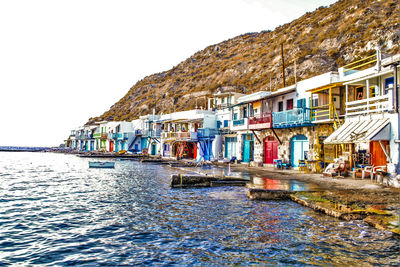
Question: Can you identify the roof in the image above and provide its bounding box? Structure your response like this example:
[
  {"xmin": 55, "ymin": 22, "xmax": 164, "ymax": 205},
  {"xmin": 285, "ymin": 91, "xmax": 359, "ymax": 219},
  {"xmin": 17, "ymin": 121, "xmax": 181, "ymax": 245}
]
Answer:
[
  {"xmin": 306, "ymin": 83, "xmax": 343, "ymax": 93},
  {"xmin": 237, "ymin": 91, "xmax": 271, "ymax": 104},
  {"xmin": 343, "ymin": 69, "xmax": 393, "ymax": 86},
  {"xmin": 324, "ymin": 118, "xmax": 390, "ymax": 144}
]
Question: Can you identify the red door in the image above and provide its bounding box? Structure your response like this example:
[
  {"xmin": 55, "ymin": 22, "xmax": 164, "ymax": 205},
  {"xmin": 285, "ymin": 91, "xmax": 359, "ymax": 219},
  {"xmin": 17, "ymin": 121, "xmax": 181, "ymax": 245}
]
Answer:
[
  {"xmin": 264, "ymin": 137, "xmax": 278, "ymax": 164},
  {"xmin": 110, "ymin": 141, "xmax": 114, "ymax": 152}
]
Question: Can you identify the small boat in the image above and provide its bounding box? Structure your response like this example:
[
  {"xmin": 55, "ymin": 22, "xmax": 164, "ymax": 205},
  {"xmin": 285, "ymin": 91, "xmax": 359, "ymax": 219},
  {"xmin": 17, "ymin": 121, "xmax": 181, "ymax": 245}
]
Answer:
[{"xmin": 89, "ymin": 161, "xmax": 115, "ymax": 168}]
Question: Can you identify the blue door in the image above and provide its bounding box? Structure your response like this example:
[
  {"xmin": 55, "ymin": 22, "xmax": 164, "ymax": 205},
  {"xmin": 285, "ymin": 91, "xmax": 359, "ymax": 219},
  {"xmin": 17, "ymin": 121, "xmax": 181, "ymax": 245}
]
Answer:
[
  {"xmin": 242, "ymin": 134, "xmax": 254, "ymax": 163},
  {"xmin": 151, "ymin": 143, "xmax": 157, "ymax": 155},
  {"xmin": 290, "ymin": 135, "xmax": 309, "ymax": 167}
]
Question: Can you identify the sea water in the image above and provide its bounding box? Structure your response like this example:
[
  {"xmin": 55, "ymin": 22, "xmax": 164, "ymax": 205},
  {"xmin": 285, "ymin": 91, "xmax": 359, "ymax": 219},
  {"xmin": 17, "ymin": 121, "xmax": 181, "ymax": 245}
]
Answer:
[{"xmin": 0, "ymin": 152, "xmax": 399, "ymax": 265}]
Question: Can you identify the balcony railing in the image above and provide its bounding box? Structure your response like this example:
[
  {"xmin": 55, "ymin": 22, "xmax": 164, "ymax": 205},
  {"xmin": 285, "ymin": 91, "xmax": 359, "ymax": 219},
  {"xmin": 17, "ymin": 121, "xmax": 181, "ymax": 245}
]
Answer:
[
  {"xmin": 248, "ymin": 113, "xmax": 272, "ymax": 129},
  {"xmin": 233, "ymin": 118, "xmax": 245, "ymax": 126},
  {"xmin": 346, "ymin": 94, "xmax": 392, "ymax": 116},
  {"xmin": 93, "ymin": 133, "xmax": 102, "ymax": 139},
  {"xmin": 144, "ymin": 129, "xmax": 161, "ymax": 138},
  {"xmin": 107, "ymin": 133, "xmax": 117, "ymax": 139},
  {"xmin": 231, "ymin": 118, "xmax": 249, "ymax": 131},
  {"xmin": 272, "ymin": 108, "xmax": 312, "ymax": 128},
  {"xmin": 162, "ymin": 131, "xmax": 197, "ymax": 140},
  {"xmin": 197, "ymin": 128, "xmax": 218, "ymax": 139},
  {"xmin": 177, "ymin": 131, "xmax": 197, "ymax": 140},
  {"xmin": 162, "ymin": 132, "xmax": 177, "ymax": 139}
]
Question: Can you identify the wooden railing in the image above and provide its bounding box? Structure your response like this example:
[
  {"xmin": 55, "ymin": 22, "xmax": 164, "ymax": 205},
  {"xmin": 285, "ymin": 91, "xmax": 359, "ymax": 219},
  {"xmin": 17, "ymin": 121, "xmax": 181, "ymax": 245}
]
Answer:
[{"xmin": 346, "ymin": 94, "xmax": 392, "ymax": 116}]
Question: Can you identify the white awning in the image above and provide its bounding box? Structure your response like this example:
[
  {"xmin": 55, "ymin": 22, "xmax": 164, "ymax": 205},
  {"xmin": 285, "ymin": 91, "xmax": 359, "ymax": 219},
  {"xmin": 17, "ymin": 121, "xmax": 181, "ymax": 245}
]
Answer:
[{"xmin": 324, "ymin": 118, "xmax": 390, "ymax": 144}]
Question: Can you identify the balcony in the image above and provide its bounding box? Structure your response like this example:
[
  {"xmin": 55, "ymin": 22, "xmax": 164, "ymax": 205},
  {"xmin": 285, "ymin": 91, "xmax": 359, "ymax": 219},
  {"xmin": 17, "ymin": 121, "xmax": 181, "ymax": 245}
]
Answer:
[
  {"xmin": 345, "ymin": 94, "xmax": 392, "ymax": 116},
  {"xmin": 231, "ymin": 118, "xmax": 248, "ymax": 131},
  {"xmin": 162, "ymin": 132, "xmax": 178, "ymax": 140},
  {"xmin": 248, "ymin": 113, "xmax": 272, "ymax": 130},
  {"xmin": 197, "ymin": 128, "xmax": 218, "ymax": 139},
  {"xmin": 107, "ymin": 133, "xmax": 117, "ymax": 139},
  {"xmin": 177, "ymin": 131, "xmax": 197, "ymax": 141},
  {"xmin": 93, "ymin": 133, "xmax": 102, "ymax": 139},
  {"xmin": 272, "ymin": 108, "xmax": 312, "ymax": 128},
  {"xmin": 114, "ymin": 133, "xmax": 131, "ymax": 140},
  {"xmin": 216, "ymin": 103, "xmax": 229, "ymax": 110},
  {"xmin": 144, "ymin": 129, "xmax": 161, "ymax": 138},
  {"xmin": 162, "ymin": 131, "xmax": 197, "ymax": 141}
]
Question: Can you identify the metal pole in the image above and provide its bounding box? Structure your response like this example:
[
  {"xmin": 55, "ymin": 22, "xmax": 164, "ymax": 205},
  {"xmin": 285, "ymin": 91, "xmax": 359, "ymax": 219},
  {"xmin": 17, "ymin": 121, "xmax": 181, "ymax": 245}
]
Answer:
[{"xmin": 281, "ymin": 44, "xmax": 286, "ymax": 87}]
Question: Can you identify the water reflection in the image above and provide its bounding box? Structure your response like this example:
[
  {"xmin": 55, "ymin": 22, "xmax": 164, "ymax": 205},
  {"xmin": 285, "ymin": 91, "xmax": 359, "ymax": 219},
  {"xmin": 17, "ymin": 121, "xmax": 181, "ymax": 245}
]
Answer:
[
  {"xmin": 250, "ymin": 176, "xmax": 320, "ymax": 191},
  {"xmin": 0, "ymin": 152, "xmax": 399, "ymax": 266}
]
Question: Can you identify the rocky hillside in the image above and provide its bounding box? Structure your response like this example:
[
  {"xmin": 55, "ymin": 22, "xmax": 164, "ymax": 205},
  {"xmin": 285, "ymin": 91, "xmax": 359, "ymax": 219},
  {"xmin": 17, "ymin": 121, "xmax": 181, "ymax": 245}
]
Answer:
[{"xmin": 89, "ymin": 0, "xmax": 400, "ymax": 123}]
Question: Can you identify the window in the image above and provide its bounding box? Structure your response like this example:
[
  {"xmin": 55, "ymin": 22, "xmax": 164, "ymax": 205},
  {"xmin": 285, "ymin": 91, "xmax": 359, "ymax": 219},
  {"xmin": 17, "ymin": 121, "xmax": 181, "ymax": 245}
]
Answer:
[
  {"xmin": 385, "ymin": 77, "xmax": 394, "ymax": 95},
  {"xmin": 234, "ymin": 113, "xmax": 238, "ymax": 120},
  {"xmin": 312, "ymin": 95, "xmax": 318, "ymax": 107},
  {"xmin": 224, "ymin": 120, "xmax": 229, "ymax": 127},
  {"xmin": 278, "ymin": 101, "xmax": 284, "ymax": 112},
  {"xmin": 217, "ymin": 121, "xmax": 221, "ymax": 129},
  {"xmin": 287, "ymin": 99, "xmax": 293, "ymax": 110}
]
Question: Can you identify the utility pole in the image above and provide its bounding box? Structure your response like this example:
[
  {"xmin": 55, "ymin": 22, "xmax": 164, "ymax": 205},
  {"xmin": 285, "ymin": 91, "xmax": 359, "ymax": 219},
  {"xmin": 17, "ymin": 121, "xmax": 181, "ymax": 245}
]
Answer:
[{"xmin": 281, "ymin": 44, "xmax": 286, "ymax": 87}]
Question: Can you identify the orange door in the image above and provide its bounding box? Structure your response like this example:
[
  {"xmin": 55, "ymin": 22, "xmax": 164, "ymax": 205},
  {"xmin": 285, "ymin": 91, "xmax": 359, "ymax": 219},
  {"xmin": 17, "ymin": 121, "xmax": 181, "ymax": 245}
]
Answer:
[
  {"xmin": 370, "ymin": 141, "xmax": 388, "ymax": 166},
  {"xmin": 110, "ymin": 141, "xmax": 114, "ymax": 152}
]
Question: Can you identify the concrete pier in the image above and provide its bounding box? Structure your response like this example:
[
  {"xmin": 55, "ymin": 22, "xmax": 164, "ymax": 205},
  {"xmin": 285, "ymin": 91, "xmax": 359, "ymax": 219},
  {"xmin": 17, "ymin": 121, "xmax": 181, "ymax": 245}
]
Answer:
[{"xmin": 170, "ymin": 174, "xmax": 248, "ymax": 188}]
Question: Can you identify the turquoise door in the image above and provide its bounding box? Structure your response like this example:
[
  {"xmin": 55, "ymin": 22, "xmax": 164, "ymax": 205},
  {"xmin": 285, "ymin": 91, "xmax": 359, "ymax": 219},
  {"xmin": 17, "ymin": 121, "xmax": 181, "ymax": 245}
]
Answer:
[
  {"xmin": 151, "ymin": 143, "xmax": 157, "ymax": 155},
  {"xmin": 290, "ymin": 135, "xmax": 309, "ymax": 167},
  {"xmin": 141, "ymin": 138, "xmax": 147, "ymax": 151},
  {"xmin": 242, "ymin": 134, "xmax": 254, "ymax": 163}
]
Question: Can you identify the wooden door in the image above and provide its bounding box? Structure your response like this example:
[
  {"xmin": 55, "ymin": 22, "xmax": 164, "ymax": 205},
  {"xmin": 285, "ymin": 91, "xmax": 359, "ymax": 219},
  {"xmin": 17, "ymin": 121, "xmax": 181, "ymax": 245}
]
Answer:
[
  {"xmin": 370, "ymin": 141, "xmax": 389, "ymax": 166},
  {"xmin": 264, "ymin": 137, "xmax": 278, "ymax": 164}
]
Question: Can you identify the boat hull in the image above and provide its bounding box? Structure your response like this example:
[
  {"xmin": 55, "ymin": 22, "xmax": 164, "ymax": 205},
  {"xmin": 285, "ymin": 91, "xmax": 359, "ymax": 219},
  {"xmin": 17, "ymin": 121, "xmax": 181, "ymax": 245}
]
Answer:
[{"xmin": 89, "ymin": 161, "xmax": 115, "ymax": 168}]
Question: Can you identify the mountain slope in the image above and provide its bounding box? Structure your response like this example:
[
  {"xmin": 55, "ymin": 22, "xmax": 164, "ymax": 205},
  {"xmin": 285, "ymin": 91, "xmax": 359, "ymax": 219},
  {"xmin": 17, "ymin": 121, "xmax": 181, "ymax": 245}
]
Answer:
[{"xmin": 89, "ymin": 0, "xmax": 400, "ymax": 123}]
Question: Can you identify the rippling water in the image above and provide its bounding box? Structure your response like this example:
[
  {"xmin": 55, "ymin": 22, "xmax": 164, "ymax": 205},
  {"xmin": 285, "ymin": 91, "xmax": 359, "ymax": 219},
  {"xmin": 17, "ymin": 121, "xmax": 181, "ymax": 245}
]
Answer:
[{"xmin": 1, "ymin": 152, "xmax": 399, "ymax": 266}]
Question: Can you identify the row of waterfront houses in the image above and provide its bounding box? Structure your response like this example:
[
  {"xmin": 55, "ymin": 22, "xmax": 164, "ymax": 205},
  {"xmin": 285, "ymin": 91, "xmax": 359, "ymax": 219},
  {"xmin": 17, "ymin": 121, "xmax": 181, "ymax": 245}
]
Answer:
[{"xmin": 66, "ymin": 51, "xmax": 400, "ymax": 175}]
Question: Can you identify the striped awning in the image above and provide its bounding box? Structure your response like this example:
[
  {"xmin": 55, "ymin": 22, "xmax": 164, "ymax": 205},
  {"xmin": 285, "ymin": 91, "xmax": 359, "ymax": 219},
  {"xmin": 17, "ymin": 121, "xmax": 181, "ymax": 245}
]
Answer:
[{"xmin": 324, "ymin": 118, "xmax": 390, "ymax": 144}]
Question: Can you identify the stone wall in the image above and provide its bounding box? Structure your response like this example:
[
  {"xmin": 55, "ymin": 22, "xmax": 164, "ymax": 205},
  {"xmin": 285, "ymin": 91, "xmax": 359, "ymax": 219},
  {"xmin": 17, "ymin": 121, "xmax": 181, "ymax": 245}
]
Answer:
[{"xmin": 251, "ymin": 124, "xmax": 334, "ymax": 165}]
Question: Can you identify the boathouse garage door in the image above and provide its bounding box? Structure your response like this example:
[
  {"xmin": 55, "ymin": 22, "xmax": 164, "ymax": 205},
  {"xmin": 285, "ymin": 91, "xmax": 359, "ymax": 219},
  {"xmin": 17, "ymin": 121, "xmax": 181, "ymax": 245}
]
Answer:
[
  {"xmin": 264, "ymin": 136, "xmax": 278, "ymax": 164},
  {"xmin": 290, "ymin": 135, "xmax": 309, "ymax": 167},
  {"xmin": 225, "ymin": 137, "xmax": 237, "ymax": 160}
]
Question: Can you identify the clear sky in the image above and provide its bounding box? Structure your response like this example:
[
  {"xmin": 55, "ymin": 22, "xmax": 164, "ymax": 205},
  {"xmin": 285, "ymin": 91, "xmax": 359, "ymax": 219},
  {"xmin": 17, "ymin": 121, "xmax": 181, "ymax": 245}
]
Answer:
[{"xmin": 0, "ymin": 0, "xmax": 337, "ymax": 147}]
